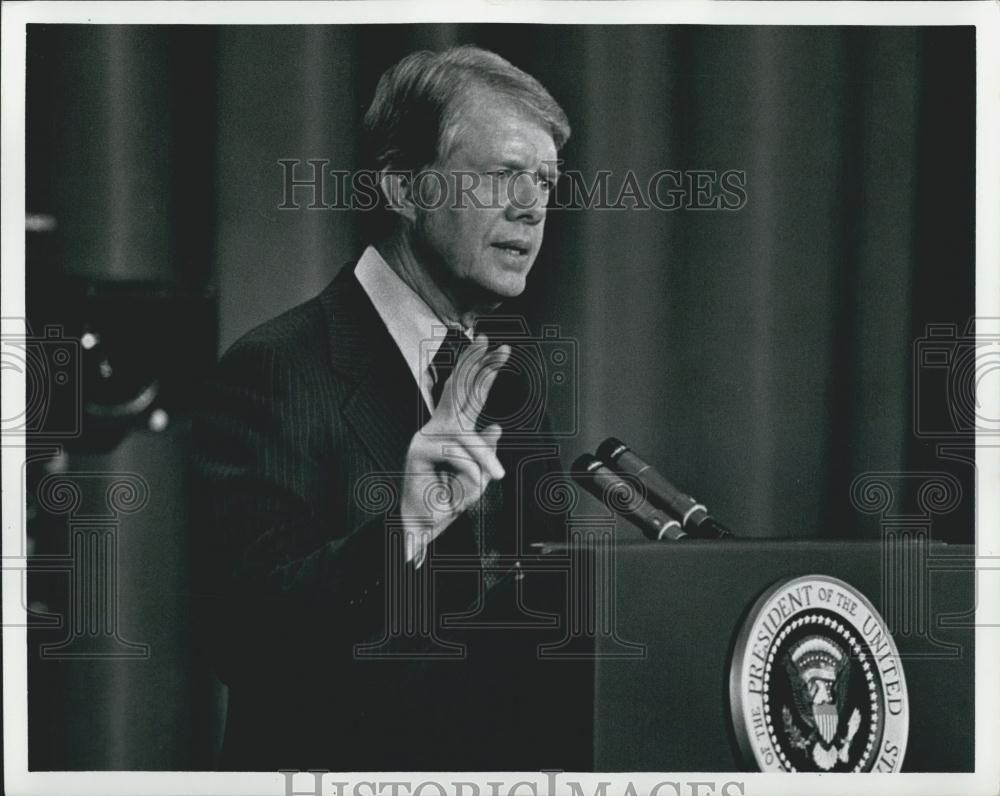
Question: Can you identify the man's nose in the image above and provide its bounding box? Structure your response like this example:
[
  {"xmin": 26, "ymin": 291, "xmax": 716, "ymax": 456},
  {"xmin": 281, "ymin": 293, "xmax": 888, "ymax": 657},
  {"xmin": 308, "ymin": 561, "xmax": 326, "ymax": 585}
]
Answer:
[{"xmin": 504, "ymin": 172, "xmax": 546, "ymax": 224}]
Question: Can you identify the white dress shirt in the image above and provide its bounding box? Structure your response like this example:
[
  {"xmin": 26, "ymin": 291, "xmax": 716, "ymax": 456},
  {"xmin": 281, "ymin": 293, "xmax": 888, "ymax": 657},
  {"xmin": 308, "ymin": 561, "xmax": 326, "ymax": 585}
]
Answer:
[{"xmin": 355, "ymin": 244, "xmax": 472, "ymax": 411}]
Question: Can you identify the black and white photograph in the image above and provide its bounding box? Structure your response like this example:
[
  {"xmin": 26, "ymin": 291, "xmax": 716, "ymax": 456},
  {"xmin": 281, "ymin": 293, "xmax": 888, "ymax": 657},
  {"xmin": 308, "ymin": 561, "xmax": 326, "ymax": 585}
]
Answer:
[{"xmin": 2, "ymin": 2, "xmax": 998, "ymax": 795}]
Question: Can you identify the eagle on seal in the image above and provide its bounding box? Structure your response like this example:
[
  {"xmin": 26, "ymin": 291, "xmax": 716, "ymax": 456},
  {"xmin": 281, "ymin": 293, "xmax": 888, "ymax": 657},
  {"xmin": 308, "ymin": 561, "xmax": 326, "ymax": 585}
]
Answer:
[{"xmin": 781, "ymin": 634, "xmax": 862, "ymax": 770}]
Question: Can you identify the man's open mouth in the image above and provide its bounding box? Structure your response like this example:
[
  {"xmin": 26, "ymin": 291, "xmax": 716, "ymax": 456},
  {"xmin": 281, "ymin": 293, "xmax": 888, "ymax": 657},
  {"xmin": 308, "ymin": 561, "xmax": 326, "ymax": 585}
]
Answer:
[{"xmin": 492, "ymin": 241, "xmax": 531, "ymax": 256}]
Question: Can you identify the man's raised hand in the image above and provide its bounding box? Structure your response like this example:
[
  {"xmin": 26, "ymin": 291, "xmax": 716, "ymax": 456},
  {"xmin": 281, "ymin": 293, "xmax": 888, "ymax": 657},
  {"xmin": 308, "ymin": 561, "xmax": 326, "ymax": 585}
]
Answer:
[{"xmin": 400, "ymin": 335, "xmax": 512, "ymax": 561}]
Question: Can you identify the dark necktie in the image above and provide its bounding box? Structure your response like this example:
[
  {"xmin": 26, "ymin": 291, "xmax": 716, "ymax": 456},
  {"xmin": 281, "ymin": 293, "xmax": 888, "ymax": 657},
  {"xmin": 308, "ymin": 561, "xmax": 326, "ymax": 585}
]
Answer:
[
  {"xmin": 429, "ymin": 326, "xmax": 470, "ymax": 409},
  {"xmin": 429, "ymin": 327, "xmax": 503, "ymax": 589}
]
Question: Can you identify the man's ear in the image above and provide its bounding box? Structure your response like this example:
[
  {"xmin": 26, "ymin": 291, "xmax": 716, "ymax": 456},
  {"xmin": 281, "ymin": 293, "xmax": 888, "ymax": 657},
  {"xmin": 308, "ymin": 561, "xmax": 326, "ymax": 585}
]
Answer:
[{"xmin": 379, "ymin": 170, "xmax": 418, "ymax": 224}]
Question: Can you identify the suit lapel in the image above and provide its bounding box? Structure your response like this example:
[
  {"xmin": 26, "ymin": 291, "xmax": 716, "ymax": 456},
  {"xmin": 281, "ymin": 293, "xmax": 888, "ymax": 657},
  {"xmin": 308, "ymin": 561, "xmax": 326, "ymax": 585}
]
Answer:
[{"xmin": 319, "ymin": 261, "xmax": 425, "ymax": 475}]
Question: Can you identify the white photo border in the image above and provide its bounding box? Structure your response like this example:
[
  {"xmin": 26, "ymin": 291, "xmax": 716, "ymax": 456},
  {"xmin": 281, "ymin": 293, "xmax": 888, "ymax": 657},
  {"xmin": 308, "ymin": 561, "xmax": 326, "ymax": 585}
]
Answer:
[{"xmin": 3, "ymin": 2, "xmax": 998, "ymax": 795}]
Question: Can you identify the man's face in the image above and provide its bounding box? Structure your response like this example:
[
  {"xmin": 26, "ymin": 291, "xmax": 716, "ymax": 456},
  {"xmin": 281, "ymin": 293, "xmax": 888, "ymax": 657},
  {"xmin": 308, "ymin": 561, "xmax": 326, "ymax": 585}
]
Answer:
[{"xmin": 409, "ymin": 90, "xmax": 559, "ymax": 306}]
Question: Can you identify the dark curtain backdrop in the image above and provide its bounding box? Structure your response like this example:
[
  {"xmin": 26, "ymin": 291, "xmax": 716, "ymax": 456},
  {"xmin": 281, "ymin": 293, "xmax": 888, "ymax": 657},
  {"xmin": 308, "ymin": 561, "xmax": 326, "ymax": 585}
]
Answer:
[{"xmin": 27, "ymin": 24, "xmax": 975, "ymax": 544}]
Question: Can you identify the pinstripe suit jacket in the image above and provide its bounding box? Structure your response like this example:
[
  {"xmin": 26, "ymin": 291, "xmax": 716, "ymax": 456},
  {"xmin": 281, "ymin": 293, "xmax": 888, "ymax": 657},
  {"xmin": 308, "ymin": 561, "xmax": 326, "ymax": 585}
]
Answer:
[{"xmin": 191, "ymin": 260, "xmax": 573, "ymax": 771}]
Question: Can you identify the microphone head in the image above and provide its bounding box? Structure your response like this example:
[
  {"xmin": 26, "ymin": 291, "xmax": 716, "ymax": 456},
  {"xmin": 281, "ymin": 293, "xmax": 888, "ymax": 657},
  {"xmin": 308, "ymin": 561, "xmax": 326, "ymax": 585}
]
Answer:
[
  {"xmin": 571, "ymin": 453, "xmax": 603, "ymax": 475},
  {"xmin": 596, "ymin": 436, "xmax": 630, "ymax": 464}
]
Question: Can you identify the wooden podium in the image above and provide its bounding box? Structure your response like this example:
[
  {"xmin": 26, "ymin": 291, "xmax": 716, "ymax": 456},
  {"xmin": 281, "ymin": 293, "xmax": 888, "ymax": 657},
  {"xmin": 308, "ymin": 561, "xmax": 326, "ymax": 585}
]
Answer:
[{"xmin": 519, "ymin": 538, "xmax": 976, "ymax": 772}]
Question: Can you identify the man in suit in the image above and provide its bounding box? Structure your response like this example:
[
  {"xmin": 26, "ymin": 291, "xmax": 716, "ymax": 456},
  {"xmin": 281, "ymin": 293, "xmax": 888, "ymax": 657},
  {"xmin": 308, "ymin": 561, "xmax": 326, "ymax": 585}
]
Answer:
[{"xmin": 191, "ymin": 46, "xmax": 581, "ymax": 771}]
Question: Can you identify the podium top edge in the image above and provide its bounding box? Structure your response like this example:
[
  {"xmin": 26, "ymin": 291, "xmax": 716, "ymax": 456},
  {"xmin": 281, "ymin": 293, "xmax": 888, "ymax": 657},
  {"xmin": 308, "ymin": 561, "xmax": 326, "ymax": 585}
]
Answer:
[{"xmin": 532, "ymin": 538, "xmax": 971, "ymax": 554}]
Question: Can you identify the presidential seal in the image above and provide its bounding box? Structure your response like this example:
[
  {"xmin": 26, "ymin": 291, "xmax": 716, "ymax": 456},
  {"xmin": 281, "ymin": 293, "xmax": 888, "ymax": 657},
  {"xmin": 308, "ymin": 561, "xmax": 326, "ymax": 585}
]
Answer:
[{"xmin": 729, "ymin": 575, "xmax": 909, "ymax": 772}]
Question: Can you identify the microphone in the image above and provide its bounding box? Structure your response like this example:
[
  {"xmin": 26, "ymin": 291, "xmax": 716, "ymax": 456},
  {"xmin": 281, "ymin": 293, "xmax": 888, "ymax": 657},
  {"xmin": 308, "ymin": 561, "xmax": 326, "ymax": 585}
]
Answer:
[
  {"xmin": 571, "ymin": 454, "xmax": 687, "ymax": 541},
  {"xmin": 595, "ymin": 437, "xmax": 735, "ymax": 539}
]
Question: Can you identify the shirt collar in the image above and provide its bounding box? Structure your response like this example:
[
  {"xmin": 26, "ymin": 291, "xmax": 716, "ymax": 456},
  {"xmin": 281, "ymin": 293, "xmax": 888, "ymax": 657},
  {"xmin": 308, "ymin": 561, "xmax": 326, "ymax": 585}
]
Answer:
[{"xmin": 354, "ymin": 245, "xmax": 472, "ymax": 395}]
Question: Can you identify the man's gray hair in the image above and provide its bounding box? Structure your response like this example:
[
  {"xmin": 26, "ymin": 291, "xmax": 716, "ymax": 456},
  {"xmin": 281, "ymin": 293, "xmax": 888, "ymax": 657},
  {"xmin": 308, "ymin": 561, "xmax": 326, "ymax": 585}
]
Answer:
[{"xmin": 363, "ymin": 45, "xmax": 571, "ymax": 173}]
